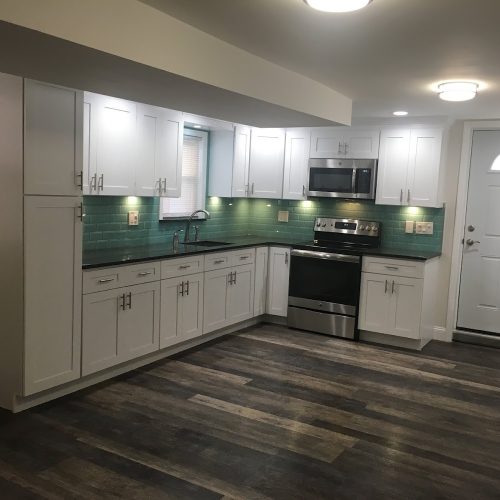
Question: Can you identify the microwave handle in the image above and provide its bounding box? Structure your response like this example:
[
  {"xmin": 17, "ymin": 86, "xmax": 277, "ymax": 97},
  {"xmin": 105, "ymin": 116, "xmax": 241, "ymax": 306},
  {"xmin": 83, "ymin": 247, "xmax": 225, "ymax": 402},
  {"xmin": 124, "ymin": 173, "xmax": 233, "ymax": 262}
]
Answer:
[{"xmin": 352, "ymin": 169, "xmax": 357, "ymax": 194}]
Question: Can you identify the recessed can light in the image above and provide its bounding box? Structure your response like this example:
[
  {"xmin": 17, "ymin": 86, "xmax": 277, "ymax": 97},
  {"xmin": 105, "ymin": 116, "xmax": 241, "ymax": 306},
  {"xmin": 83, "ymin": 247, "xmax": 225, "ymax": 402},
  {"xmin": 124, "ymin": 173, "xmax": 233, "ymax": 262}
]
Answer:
[
  {"xmin": 304, "ymin": 0, "xmax": 372, "ymax": 13},
  {"xmin": 437, "ymin": 81, "xmax": 478, "ymax": 102},
  {"xmin": 393, "ymin": 111, "xmax": 408, "ymax": 116}
]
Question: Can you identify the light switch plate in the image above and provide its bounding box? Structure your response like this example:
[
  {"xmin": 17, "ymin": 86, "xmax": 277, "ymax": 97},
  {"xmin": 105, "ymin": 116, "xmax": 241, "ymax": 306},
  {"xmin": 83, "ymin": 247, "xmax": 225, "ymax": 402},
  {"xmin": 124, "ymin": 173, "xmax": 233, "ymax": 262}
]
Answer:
[
  {"xmin": 405, "ymin": 221, "xmax": 414, "ymax": 234},
  {"xmin": 278, "ymin": 210, "xmax": 289, "ymax": 223},
  {"xmin": 416, "ymin": 221, "xmax": 433, "ymax": 234},
  {"xmin": 128, "ymin": 211, "xmax": 139, "ymax": 226}
]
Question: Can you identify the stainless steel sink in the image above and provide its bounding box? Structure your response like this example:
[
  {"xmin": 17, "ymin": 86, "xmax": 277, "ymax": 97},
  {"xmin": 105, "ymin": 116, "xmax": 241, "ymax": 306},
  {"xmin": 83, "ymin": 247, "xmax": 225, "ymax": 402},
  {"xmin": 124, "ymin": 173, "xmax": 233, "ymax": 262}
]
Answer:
[{"xmin": 183, "ymin": 240, "xmax": 231, "ymax": 247}]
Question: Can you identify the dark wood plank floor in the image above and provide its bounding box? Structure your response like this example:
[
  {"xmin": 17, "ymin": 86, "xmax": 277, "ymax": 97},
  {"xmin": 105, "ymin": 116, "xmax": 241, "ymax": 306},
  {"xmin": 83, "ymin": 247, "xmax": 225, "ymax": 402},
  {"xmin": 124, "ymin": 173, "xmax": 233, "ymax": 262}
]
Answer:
[{"xmin": 1, "ymin": 324, "xmax": 500, "ymax": 499}]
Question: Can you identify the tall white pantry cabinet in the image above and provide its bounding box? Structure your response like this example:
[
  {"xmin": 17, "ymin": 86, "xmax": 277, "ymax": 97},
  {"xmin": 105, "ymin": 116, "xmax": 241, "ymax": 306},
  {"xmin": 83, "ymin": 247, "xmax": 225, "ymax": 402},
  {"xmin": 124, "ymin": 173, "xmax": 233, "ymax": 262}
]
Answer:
[{"xmin": 0, "ymin": 74, "xmax": 83, "ymax": 411}]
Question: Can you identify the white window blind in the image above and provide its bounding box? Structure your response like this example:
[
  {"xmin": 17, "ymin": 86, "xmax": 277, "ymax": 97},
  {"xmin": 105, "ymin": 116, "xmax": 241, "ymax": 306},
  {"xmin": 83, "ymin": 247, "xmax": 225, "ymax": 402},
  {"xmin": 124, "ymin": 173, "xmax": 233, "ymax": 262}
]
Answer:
[{"xmin": 160, "ymin": 129, "xmax": 207, "ymax": 219}]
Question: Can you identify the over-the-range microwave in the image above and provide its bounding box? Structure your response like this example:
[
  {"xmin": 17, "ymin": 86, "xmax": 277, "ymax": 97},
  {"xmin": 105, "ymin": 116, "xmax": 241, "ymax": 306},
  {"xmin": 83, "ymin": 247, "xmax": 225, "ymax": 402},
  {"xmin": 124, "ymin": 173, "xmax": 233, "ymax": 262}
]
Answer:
[{"xmin": 307, "ymin": 158, "xmax": 377, "ymax": 200}]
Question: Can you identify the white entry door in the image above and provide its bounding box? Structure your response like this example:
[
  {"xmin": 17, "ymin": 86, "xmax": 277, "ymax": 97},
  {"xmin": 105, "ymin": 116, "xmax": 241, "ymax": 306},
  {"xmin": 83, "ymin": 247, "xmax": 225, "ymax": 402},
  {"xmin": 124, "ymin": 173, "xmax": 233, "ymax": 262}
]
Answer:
[{"xmin": 458, "ymin": 130, "xmax": 500, "ymax": 333}]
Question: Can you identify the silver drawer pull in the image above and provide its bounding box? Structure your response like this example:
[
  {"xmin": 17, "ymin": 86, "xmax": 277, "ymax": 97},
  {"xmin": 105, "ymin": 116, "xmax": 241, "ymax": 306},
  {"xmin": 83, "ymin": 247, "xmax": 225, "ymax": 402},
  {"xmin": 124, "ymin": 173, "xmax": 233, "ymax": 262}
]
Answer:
[
  {"xmin": 138, "ymin": 271, "xmax": 152, "ymax": 276},
  {"xmin": 179, "ymin": 265, "xmax": 191, "ymax": 270},
  {"xmin": 214, "ymin": 259, "xmax": 225, "ymax": 264},
  {"xmin": 98, "ymin": 278, "xmax": 115, "ymax": 284},
  {"xmin": 385, "ymin": 266, "xmax": 400, "ymax": 270},
  {"xmin": 239, "ymin": 256, "xmax": 249, "ymax": 260}
]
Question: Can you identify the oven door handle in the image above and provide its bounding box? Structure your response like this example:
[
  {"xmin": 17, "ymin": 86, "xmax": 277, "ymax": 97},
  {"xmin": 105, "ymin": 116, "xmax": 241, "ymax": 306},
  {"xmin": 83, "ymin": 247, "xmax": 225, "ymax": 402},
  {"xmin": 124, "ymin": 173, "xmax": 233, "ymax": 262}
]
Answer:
[{"xmin": 291, "ymin": 249, "xmax": 360, "ymax": 263}]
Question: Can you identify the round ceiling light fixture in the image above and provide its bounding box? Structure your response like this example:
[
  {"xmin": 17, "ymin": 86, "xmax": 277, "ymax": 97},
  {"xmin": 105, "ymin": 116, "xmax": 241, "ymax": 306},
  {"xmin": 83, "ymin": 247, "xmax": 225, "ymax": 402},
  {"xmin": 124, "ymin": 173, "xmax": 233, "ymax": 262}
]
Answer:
[
  {"xmin": 304, "ymin": 0, "xmax": 372, "ymax": 13},
  {"xmin": 393, "ymin": 110, "xmax": 408, "ymax": 116},
  {"xmin": 437, "ymin": 81, "xmax": 479, "ymax": 102}
]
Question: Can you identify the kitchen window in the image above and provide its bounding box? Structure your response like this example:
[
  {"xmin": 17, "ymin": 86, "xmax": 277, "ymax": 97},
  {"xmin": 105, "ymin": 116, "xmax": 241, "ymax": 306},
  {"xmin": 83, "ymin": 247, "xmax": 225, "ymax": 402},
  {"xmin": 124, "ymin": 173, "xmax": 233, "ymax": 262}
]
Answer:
[{"xmin": 160, "ymin": 128, "xmax": 208, "ymax": 219}]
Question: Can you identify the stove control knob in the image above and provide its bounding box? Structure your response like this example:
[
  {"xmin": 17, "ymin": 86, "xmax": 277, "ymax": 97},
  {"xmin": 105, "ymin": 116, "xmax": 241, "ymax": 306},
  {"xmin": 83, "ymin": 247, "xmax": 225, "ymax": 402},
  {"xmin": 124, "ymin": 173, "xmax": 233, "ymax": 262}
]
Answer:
[
  {"xmin": 373, "ymin": 226, "xmax": 379, "ymax": 232},
  {"xmin": 359, "ymin": 225, "xmax": 365, "ymax": 231},
  {"xmin": 322, "ymin": 223, "xmax": 327, "ymax": 228},
  {"xmin": 366, "ymin": 225, "xmax": 372, "ymax": 231},
  {"xmin": 316, "ymin": 222, "xmax": 321, "ymax": 227}
]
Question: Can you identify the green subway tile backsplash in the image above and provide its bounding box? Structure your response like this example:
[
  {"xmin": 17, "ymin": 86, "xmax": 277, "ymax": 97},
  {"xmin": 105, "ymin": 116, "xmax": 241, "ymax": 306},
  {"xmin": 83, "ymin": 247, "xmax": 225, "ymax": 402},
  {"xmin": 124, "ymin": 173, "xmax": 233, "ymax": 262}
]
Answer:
[{"xmin": 83, "ymin": 196, "xmax": 444, "ymax": 252}]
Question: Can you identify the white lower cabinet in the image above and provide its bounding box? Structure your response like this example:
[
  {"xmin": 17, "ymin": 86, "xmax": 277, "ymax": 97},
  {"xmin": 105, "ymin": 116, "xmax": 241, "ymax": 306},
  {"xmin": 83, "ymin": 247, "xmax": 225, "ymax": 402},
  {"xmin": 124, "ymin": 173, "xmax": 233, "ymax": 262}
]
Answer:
[
  {"xmin": 204, "ymin": 263, "xmax": 255, "ymax": 334},
  {"xmin": 358, "ymin": 256, "xmax": 438, "ymax": 344},
  {"xmin": 160, "ymin": 272, "xmax": 204, "ymax": 348},
  {"xmin": 254, "ymin": 247, "xmax": 269, "ymax": 316},
  {"xmin": 266, "ymin": 247, "xmax": 290, "ymax": 317},
  {"xmin": 82, "ymin": 281, "xmax": 160, "ymax": 376}
]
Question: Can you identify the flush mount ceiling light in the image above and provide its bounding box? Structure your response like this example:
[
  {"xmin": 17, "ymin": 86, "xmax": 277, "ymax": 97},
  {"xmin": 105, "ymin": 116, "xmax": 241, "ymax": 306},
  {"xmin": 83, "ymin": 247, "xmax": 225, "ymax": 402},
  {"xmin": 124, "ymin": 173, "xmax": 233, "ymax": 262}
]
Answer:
[
  {"xmin": 437, "ymin": 81, "xmax": 479, "ymax": 102},
  {"xmin": 304, "ymin": 0, "xmax": 372, "ymax": 13},
  {"xmin": 393, "ymin": 110, "xmax": 408, "ymax": 116}
]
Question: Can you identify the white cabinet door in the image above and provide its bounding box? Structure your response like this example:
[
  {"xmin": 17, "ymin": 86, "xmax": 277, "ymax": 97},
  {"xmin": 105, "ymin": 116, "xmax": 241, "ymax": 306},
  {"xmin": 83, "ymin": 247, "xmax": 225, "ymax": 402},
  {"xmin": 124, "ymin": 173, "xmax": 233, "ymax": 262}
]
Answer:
[
  {"xmin": 358, "ymin": 272, "xmax": 392, "ymax": 334},
  {"xmin": 390, "ymin": 276, "xmax": 423, "ymax": 339},
  {"xmin": 267, "ymin": 247, "xmax": 290, "ymax": 317},
  {"xmin": 160, "ymin": 277, "xmax": 182, "ymax": 348},
  {"xmin": 248, "ymin": 128, "xmax": 285, "ymax": 199},
  {"xmin": 136, "ymin": 104, "xmax": 183, "ymax": 198},
  {"xmin": 232, "ymin": 125, "xmax": 251, "ymax": 197},
  {"xmin": 344, "ymin": 129, "xmax": 380, "ymax": 159},
  {"xmin": 407, "ymin": 128, "xmax": 443, "ymax": 207},
  {"xmin": 376, "ymin": 129, "xmax": 410, "ymax": 206},
  {"xmin": 83, "ymin": 96, "xmax": 97, "ymax": 194},
  {"xmin": 119, "ymin": 282, "xmax": 160, "ymax": 361},
  {"xmin": 310, "ymin": 128, "xmax": 345, "ymax": 158},
  {"xmin": 178, "ymin": 273, "xmax": 204, "ymax": 340},
  {"xmin": 24, "ymin": 80, "xmax": 83, "ymax": 196},
  {"xmin": 203, "ymin": 268, "xmax": 231, "ymax": 334},
  {"xmin": 82, "ymin": 289, "xmax": 121, "ymax": 376},
  {"xmin": 228, "ymin": 264, "xmax": 254, "ymax": 324},
  {"xmin": 283, "ymin": 129, "xmax": 310, "ymax": 200},
  {"xmin": 254, "ymin": 247, "xmax": 269, "ymax": 316},
  {"xmin": 24, "ymin": 196, "xmax": 82, "ymax": 395},
  {"xmin": 87, "ymin": 93, "xmax": 136, "ymax": 196}
]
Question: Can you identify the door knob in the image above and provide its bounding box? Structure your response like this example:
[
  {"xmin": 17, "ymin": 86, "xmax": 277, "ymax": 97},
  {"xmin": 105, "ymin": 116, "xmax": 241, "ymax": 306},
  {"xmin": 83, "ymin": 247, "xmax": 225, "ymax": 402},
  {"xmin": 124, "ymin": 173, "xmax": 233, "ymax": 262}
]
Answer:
[{"xmin": 465, "ymin": 239, "xmax": 480, "ymax": 246}]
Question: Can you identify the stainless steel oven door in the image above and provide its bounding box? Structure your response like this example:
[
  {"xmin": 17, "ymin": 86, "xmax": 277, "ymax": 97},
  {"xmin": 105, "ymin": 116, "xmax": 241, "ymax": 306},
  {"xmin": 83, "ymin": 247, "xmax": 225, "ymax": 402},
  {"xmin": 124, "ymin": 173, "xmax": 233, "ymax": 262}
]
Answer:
[{"xmin": 288, "ymin": 249, "xmax": 361, "ymax": 316}]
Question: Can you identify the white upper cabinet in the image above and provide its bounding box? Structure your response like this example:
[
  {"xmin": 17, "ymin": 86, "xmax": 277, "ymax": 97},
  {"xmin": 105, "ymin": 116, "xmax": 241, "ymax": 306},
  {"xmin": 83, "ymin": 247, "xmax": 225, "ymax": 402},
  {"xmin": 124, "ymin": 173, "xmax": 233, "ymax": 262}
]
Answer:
[
  {"xmin": 136, "ymin": 104, "xmax": 183, "ymax": 198},
  {"xmin": 376, "ymin": 127, "xmax": 443, "ymax": 207},
  {"xmin": 24, "ymin": 80, "xmax": 83, "ymax": 196},
  {"xmin": 248, "ymin": 128, "xmax": 285, "ymax": 199},
  {"xmin": 310, "ymin": 128, "xmax": 380, "ymax": 159},
  {"xmin": 232, "ymin": 125, "xmax": 251, "ymax": 197},
  {"xmin": 282, "ymin": 129, "xmax": 310, "ymax": 200},
  {"xmin": 84, "ymin": 92, "xmax": 136, "ymax": 196}
]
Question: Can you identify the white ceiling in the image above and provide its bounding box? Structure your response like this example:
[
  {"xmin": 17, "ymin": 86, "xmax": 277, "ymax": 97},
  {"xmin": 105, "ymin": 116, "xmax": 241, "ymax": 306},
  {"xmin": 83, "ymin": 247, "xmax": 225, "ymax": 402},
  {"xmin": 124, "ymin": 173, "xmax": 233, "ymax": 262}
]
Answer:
[{"xmin": 141, "ymin": 0, "xmax": 500, "ymax": 119}]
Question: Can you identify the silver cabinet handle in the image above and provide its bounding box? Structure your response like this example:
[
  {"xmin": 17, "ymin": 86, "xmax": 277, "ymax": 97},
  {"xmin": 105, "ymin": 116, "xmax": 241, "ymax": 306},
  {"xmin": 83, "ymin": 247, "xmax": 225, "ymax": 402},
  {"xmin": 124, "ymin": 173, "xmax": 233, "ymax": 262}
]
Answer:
[
  {"xmin": 392, "ymin": 281, "xmax": 395, "ymax": 294},
  {"xmin": 157, "ymin": 177, "xmax": 162, "ymax": 194},
  {"xmin": 227, "ymin": 272, "xmax": 232, "ymax": 285},
  {"xmin": 214, "ymin": 259, "xmax": 225, "ymax": 264},
  {"xmin": 138, "ymin": 271, "xmax": 152, "ymax": 277},
  {"xmin": 233, "ymin": 271, "xmax": 237, "ymax": 285},
  {"xmin": 98, "ymin": 277, "xmax": 115, "ymax": 284},
  {"xmin": 251, "ymin": 182, "xmax": 255, "ymax": 195},
  {"xmin": 239, "ymin": 255, "xmax": 249, "ymax": 260},
  {"xmin": 185, "ymin": 280, "xmax": 190, "ymax": 296},
  {"xmin": 90, "ymin": 173, "xmax": 97, "ymax": 192},
  {"xmin": 302, "ymin": 185, "xmax": 306, "ymax": 197},
  {"xmin": 244, "ymin": 184, "xmax": 249, "ymax": 196},
  {"xmin": 179, "ymin": 282, "xmax": 185, "ymax": 296},
  {"xmin": 162, "ymin": 178, "xmax": 167, "ymax": 194},
  {"xmin": 385, "ymin": 266, "xmax": 399, "ymax": 271},
  {"xmin": 285, "ymin": 252, "xmax": 289, "ymax": 265},
  {"xmin": 77, "ymin": 202, "xmax": 85, "ymax": 221},
  {"xmin": 407, "ymin": 189, "xmax": 410, "ymax": 204},
  {"xmin": 344, "ymin": 142, "xmax": 348, "ymax": 155},
  {"xmin": 98, "ymin": 174, "xmax": 104, "ymax": 192},
  {"xmin": 400, "ymin": 189, "xmax": 403, "ymax": 204},
  {"xmin": 76, "ymin": 171, "xmax": 83, "ymax": 190},
  {"xmin": 384, "ymin": 280, "xmax": 388, "ymax": 294},
  {"xmin": 179, "ymin": 265, "xmax": 191, "ymax": 270},
  {"xmin": 338, "ymin": 142, "xmax": 342, "ymax": 155},
  {"xmin": 119, "ymin": 293, "xmax": 126, "ymax": 310},
  {"xmin": 126, "ymin": 292, "xmax": 132, "ymax": 309}
]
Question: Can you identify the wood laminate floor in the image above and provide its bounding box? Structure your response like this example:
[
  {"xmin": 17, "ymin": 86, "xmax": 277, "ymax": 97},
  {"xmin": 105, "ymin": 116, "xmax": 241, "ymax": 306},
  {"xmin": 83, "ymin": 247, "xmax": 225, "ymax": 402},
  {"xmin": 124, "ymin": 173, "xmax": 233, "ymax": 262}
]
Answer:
[{"xmin": 1, "ymin": 324, "xmax": 500, "ymax": 499}]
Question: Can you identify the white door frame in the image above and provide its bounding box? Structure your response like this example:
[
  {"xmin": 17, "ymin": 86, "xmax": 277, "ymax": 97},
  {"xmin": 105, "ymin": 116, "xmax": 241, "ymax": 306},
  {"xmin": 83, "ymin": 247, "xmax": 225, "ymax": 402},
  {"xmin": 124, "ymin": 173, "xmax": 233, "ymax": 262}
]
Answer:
[{"xmin": 446, "ymin": 120, "xmax": 500, "ymax": 337}]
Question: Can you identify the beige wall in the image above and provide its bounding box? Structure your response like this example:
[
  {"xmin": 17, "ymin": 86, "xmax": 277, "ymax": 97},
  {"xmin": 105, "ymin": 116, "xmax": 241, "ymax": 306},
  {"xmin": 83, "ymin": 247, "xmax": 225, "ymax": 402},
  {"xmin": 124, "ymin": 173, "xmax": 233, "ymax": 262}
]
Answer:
[{"xmin": 0, "ymin": 0, "xmax": 351, "ymax": 126}]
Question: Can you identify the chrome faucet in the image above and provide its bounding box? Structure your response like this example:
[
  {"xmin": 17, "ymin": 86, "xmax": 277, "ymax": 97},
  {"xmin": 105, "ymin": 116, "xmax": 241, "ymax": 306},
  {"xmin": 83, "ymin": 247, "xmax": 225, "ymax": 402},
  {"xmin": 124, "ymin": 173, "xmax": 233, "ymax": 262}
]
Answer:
[{"xmin": 184, "ymin": 209, "xmax": 210, "ymax": 242}]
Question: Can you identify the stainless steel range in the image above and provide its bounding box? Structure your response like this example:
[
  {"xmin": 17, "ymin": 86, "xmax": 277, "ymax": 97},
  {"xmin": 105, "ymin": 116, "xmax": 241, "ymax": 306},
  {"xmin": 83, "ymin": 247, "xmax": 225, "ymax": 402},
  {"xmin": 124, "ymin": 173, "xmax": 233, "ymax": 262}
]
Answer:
[{"xmin": 288, "ymin": 217, "xmax": 381, "ymax": 339}]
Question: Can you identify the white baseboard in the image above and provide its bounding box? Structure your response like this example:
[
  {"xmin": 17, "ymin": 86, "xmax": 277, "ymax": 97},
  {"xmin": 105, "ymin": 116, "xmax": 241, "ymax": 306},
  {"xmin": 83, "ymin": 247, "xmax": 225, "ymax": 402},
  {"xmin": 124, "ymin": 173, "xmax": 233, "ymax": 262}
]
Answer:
[{"xmin": 433, "ymin": 326, "xmax": 452, "ymax": 342}]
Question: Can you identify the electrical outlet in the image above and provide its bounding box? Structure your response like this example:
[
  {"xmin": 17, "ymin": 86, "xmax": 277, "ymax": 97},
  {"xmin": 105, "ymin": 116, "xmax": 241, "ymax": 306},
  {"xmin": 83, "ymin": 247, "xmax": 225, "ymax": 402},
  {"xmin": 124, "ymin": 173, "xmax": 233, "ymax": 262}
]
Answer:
[
  {"xmin": 405, "ymin": 221, "xmax": 414, "ymax": 234},
  {"xmin": 278, "ymin": 210, "xmax": 289, "ymax": 223},
  {"xmin": 415, "ymin": 222, "xmax": 433, "ymax": 235},
  {"xmin": 128, "ymin": 211, "xmax": 139, "ymax": 226}
]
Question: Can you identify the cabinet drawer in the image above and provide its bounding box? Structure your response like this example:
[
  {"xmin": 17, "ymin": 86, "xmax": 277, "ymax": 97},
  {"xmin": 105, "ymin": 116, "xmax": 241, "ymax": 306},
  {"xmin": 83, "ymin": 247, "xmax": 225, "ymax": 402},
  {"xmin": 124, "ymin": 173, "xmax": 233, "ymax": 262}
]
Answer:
[
  {"xmin": 161, "ymin": 255, "xmax": 204, "ymax": 279},
  {"xmin": 204, "ymin": 251, "xmax": 232, "ymax": 271},
  {"xmin": 231, "ymin": 248, "xmax": 255, "ymax": 267},
  {"xmin": 83, "ymin": 269, "xmax": 121, "ymax": 294},
  {"xmin": 362, "ymin": 256, "xmax": 424, "ymax": 279},
  {"xmin": 120, "ymin": 262, "xmax": 161, "ymax": 287}
]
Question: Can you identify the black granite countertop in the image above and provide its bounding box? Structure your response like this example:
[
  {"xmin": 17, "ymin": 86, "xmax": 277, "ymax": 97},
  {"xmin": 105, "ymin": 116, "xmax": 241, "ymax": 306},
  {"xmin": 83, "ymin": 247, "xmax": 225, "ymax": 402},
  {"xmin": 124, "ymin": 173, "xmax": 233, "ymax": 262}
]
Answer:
[{"xmin": 83, "ymin": 235, "xmax": 441, "ymax": 269}]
